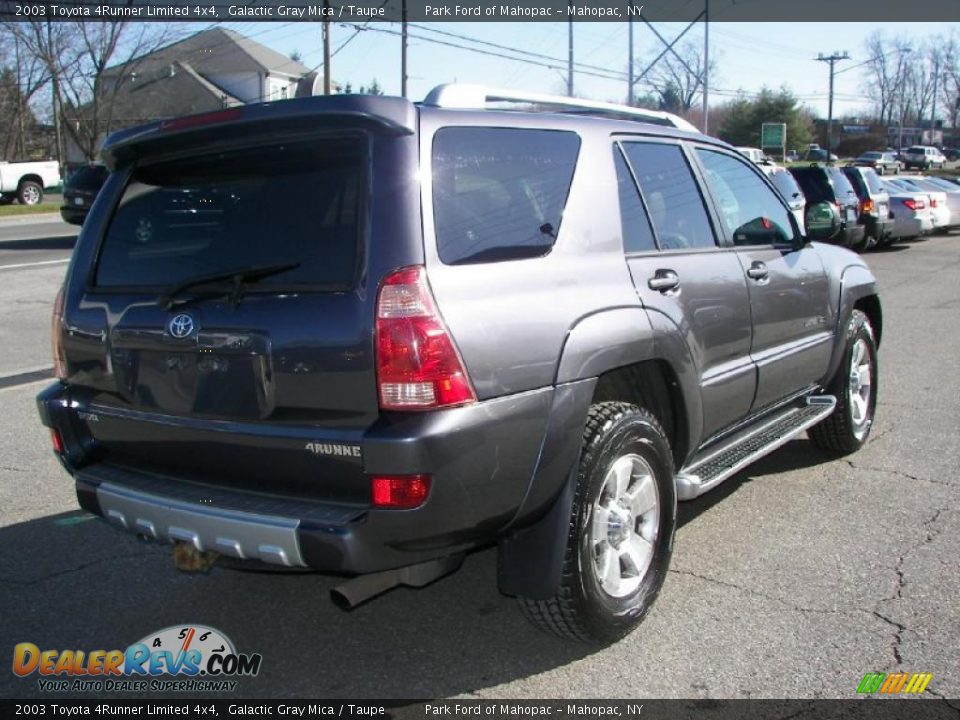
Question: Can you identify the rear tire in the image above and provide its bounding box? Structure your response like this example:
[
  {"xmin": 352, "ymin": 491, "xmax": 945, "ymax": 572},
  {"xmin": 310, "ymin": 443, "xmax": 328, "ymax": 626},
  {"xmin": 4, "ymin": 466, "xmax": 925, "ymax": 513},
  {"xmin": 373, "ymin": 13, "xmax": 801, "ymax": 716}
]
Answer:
[
  {"xmin": 17, "ymin": 180, "xmax": 43, "ymax": 205},
  {"xmin": 809, "ymin": 310, "xmax": 878, "ymax": 454},
  {"xmin": 518, "ymin": 402, "xmax": 676, "ymax": 643}
]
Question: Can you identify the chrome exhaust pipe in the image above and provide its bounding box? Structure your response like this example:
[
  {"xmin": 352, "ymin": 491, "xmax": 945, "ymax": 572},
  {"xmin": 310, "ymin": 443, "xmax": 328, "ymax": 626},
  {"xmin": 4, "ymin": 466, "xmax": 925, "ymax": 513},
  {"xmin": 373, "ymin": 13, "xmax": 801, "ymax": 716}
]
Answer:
[{"xmin": 330, "ymin": 554, "xmax": 464, "ymax": 610}]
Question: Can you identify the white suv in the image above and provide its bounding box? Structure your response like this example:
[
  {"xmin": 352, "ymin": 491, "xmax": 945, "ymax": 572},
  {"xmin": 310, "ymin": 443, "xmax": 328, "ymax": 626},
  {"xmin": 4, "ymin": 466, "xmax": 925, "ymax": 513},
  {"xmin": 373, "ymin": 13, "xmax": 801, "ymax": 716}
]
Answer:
[{"xmin": 902, "ymin": 145, "xmax": 947, "ymax": 171}]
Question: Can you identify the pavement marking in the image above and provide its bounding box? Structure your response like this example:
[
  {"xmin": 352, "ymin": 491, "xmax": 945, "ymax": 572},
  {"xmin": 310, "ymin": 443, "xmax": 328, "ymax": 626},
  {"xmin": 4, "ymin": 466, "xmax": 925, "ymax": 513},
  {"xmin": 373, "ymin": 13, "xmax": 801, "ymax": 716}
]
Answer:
[
  {"xmin": 0, "ymin": 258, "xmax": 70, "ymax": 271},
  {"xmin": 0, "ymin": 368, "xmax": 54, "ymax": 390}
]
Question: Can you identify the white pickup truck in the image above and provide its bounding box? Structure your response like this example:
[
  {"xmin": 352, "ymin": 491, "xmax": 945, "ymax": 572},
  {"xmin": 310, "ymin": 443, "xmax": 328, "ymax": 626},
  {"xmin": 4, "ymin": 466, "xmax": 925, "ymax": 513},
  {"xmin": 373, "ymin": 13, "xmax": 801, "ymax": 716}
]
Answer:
[{"xmin": 0, "ymin": 160, "xmax": 61, "ymax": 205}]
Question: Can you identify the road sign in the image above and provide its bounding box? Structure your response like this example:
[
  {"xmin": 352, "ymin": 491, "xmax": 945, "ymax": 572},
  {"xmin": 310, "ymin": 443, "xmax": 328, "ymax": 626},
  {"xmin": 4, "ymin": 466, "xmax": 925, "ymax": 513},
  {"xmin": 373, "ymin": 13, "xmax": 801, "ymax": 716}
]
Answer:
[{"xmin": 761, "ymin": 123, "xmax": 787, "ymax": 149}]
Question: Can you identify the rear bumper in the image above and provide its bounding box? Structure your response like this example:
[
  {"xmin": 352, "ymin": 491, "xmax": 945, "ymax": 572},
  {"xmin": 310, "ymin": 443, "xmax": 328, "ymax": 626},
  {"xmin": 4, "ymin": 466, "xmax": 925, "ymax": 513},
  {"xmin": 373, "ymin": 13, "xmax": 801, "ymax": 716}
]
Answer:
[
  {"xmin": 865, "ymin": 216, "xmax": 894, "ymax": 240},
  {"xmin": 37, "ymin": 381, "xmax": 561, "ymax": 575},
  {"xmin": 59, "ymin": 206, "xmax": 87, "ymax": 226}
]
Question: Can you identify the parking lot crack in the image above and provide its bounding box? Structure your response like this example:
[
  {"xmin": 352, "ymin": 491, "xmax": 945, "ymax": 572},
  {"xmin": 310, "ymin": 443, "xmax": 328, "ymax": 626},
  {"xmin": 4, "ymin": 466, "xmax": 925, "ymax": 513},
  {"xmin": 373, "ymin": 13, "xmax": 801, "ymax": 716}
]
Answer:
[
  {"xmin": 0, "ymin": 551, "xmax": 154, "ymax": 586},
  {"xmin": 842, "ymin": 460, "xmax": 952, "ymax": 487},
  {"xmin": 668, "ymin": 568, "xmax": 841, "ymax": 616},
  {"xmin": 868, "ymin": 610, "xmax": 906, "ymax": 665}
]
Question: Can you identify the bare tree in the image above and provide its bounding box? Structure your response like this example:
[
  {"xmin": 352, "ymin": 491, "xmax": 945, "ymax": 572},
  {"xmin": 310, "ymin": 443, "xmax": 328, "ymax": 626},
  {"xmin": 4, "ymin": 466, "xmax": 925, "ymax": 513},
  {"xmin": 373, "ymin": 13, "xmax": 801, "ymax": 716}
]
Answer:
[
  {"xmin": 861, "ymin": 31, "xmax": 914, "ymax": 125},
  {"xmin": 940, "ymin": 31, "xmax": 960, "ymax": 132},
  {"xmin": 4, "ymin": 21, "xmax": 177, "ymax": 162},
  {"xmin": 638, "ymin": 40, "xmax": 715, "ymax": 115}
]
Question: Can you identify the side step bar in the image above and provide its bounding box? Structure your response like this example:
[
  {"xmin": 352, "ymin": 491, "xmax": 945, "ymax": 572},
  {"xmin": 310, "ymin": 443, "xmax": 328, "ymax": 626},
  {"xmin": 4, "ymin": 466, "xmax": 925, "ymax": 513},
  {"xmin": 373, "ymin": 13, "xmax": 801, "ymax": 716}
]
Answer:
[{"xmin": 676, "ymin": 395, "xmax": 837, "ymax": 501}]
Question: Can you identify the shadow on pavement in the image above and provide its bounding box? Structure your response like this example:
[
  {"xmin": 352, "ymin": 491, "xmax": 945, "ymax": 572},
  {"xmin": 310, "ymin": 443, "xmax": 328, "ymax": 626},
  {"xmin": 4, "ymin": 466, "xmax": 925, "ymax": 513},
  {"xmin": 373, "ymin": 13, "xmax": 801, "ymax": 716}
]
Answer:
[
  {"xmin": 0, "ymin": 235, "xmax": 77, "ymax": 251},
  {"xmin": 0, "ymin": 509, "xmax": 591, "ymax": 700}
]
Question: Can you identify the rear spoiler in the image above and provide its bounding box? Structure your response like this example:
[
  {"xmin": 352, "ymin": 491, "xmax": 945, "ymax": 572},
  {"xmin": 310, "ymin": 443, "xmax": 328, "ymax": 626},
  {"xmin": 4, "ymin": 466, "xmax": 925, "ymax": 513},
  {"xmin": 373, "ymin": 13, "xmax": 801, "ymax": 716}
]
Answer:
[{"xmin": 101, "ymin": 95, "xmax": 416, "ymax": 169}]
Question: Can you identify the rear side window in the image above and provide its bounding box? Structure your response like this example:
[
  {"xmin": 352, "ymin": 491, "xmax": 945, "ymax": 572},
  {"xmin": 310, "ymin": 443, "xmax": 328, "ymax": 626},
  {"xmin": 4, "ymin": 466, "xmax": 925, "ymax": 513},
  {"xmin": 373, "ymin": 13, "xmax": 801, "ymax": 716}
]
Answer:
[
  {"xmin": 613, "ymin": 147, "xmax": 656, "ymax": 253},
  {"xmin": 95, "ymin": 137, "xmax": 364, "ymax": 289},
  {"xmin": 620, "ymin": 142, "xmax": 716, "ymax": 250},
  {"xmin": 432, "ymin": 127, "xmax": 580, "ymax": 265}
]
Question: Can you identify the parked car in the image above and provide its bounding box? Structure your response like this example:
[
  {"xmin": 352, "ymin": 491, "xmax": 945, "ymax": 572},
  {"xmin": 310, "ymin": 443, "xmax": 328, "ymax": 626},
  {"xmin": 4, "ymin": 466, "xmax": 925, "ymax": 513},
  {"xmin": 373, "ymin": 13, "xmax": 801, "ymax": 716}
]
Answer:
[
  {"xmin": 0, "ymin": 159, "xmax": 61, "ymax": 205},
  {"xmin": 943, "ymin": 148, "xmax": 960, "ymax": 161},
  {"xmin": 790, "ymin": 166, "xmax": 866, "ymax": 250},
  {"xmin": 803, "ymin": 149, "xmax": 839, "ymax": 162},
  {"xmin": 900, "ymin": 145, "xmax": 947, "ymax": 171},
  {"xmin": 841, "ymin": 167, "xmax": 894, "ymax": 249},
  {"xmin": 736, "ymin": 146, "xmax": 778, "ymax": 170},
  {"xmin": 852, "ymin": 151, "xmax": 900, "ymax": 175},
  {"xmin": 767, "ymin": 167, "xmax": 807, "ymax": 232},
  {"xmin": 886, "ymin": 176, "xmax": 953, "ymax": 231},
  {"xmin": 60, "ymin": 164, "xmax": 109, "ymax": 225},
  {"xmin": 878, "ymin": 178, "xmax": 935, "ymax": 241},
  {"xmin": 900, "ymin": 176, "xmax": 960, "ymax": 230},
  {"xmin": 38, "ymin": 86, "xmax": 882, "ymax": 643}
]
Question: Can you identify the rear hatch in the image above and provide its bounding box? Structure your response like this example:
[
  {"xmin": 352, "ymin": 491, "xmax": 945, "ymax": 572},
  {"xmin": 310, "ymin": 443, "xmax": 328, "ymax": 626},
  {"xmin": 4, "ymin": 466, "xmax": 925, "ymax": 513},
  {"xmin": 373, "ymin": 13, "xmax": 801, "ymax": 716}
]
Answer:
[
  {"xmin": 60, "ymin": 98, "xmax": 420, "ymax": 502},
  {"xmin": 63, "ymin": 165, "xmax": 109, "ymax": 209}
]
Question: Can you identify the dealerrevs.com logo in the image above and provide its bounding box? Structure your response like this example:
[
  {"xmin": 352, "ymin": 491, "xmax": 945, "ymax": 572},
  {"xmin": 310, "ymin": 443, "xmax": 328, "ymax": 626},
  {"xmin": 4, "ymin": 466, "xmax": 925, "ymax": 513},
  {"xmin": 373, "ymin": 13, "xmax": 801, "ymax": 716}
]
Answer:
[{"xmin": 13, "ymin": 625, "xmax": 262, "ymax": 693}]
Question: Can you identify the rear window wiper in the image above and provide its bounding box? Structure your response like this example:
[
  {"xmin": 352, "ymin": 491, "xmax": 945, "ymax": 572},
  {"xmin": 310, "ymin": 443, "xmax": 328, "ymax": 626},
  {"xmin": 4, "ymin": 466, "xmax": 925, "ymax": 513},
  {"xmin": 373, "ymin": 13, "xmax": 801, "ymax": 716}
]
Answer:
[{"xmin": 159, "ymin": 262, "xmax": 301, "ymax": 310}]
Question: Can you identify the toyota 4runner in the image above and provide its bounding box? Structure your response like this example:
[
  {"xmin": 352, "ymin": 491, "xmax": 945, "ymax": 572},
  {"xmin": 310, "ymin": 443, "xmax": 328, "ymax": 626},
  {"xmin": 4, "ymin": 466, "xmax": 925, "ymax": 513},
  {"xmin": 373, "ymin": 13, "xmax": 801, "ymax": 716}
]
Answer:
[{"xmin": 38, "ymin": 86, "xmax": 881, "ymax": 643}]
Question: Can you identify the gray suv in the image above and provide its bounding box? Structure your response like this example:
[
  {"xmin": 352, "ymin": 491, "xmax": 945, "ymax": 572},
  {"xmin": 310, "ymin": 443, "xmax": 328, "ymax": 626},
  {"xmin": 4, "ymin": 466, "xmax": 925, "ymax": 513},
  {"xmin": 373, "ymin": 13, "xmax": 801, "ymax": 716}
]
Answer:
[{"xmin": 38, "ymin": 85, "xmax": 881, "ymax": 643}]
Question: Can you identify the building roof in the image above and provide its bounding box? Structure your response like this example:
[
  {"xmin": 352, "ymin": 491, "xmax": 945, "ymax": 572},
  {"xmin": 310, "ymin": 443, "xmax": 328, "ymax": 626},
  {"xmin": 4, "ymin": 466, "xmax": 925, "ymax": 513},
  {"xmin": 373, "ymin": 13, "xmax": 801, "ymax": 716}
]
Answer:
[{"xmin": 105, "ymin": 27, "xmax": 312, "ymax": 79}]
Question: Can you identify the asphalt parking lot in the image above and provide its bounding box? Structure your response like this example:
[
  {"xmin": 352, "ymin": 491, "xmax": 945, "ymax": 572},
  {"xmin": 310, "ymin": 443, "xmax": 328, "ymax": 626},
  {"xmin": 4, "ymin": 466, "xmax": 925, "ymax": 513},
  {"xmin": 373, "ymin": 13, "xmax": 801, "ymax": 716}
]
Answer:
[{"xmin": 0, "ymin": 218, "xmax": 957, "ymax": 702}]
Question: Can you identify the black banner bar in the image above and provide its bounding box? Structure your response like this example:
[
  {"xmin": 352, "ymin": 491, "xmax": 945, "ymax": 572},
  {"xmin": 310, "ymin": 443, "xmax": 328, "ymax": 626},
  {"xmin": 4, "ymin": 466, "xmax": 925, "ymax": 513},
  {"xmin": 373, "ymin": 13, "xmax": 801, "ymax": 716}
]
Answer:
[{"xmin": 0, "ymin": 0, "xmax": 958, "ymax": 22}]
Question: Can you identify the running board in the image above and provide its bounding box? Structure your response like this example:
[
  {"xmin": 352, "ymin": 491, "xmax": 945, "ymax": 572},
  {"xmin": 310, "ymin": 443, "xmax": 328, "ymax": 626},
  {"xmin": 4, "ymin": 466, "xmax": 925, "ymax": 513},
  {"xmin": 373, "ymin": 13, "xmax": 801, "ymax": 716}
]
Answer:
[{"xmin": 676, "ymin": 395, "xmax": 837, "ymax": 501}]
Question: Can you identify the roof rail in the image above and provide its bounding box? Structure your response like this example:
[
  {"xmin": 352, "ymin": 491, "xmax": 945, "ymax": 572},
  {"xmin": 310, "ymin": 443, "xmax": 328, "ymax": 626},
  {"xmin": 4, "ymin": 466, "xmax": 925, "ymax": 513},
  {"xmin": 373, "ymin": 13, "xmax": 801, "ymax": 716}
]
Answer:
[{"xmin": 422, "ymin": 83, "xmax": 700, "ymax": 133}]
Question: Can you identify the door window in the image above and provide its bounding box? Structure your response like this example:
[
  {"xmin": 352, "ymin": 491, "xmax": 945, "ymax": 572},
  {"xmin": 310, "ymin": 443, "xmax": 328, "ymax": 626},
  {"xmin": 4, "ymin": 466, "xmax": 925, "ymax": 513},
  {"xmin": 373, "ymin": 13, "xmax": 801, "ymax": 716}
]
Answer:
[
  {"xmin": 619, "ymin": 142, "xmax": 716, "ymax": 250},
  {"xmin": 696, "ymin": 149, "xmax": 796, "ymax": 247}
]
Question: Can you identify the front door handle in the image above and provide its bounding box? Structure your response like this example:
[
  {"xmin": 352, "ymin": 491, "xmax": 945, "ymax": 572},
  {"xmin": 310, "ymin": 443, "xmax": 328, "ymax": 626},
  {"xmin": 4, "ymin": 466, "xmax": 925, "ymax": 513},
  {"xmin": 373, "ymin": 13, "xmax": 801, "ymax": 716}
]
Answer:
[
  {"xmin": 746, "ymin": 261, "xmax": 769, "ymax": 281},
  {"xmin": 648, "ymin": 269, "xmax": 680, "ymax": 292}
]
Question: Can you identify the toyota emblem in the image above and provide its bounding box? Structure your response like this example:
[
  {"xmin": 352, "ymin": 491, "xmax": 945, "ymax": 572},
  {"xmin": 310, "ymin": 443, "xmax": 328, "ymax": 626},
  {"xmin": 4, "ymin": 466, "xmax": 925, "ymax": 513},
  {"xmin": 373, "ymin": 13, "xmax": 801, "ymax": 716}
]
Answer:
[{"xmin": 168, "ymin": 313, "xmax": 195, "ymax": 338}]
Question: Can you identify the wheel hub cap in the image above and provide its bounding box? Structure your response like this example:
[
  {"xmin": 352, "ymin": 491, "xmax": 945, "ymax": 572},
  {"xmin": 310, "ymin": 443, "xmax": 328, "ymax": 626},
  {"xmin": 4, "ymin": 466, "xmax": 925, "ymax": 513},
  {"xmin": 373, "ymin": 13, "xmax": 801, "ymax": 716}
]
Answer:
[
  {"xmin": 848, "ymin": 337, "xmax": 873, "ymax": 439},
  {"xmin": 590, "ymin": 453, "xmax": 660, "ymax": 599}
]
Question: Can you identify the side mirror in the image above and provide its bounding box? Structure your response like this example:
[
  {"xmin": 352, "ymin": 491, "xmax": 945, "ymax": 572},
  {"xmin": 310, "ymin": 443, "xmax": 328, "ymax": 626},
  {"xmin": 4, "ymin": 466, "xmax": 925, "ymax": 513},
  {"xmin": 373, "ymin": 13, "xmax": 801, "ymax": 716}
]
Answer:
[{"xmin": 804, "ymin": 201, "xmax": 840, "ymax": 241}]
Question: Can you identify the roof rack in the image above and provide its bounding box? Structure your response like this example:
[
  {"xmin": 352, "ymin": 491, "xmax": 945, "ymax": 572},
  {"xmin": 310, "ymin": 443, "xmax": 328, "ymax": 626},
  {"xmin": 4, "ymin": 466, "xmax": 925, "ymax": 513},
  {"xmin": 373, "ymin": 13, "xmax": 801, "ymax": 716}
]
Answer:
[{"xmin": 422, "ymin": 83, "xmax": 699, "ymax": 133}]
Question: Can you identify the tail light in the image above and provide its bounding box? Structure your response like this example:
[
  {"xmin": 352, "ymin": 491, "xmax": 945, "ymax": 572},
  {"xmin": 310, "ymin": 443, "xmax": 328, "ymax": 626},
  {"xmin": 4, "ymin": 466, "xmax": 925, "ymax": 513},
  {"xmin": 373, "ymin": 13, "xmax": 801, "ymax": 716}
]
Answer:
[
  {"xmin": 903, "ymin": 198, "xmax": 924, "ymax": 211},
  {"xmin": 929, "ymin": 197, "xmax": 938, "ymax": 208},
  {"xmin": 371, "ymin": 474, "xmax": 431, "ymax": 509},
  {"xmin": 861, "ymin": 199, "xmax": 875, "ymax": 215},
  {"xmin": 160, "ymin": 107, "xmax": 243, "ymax": 132},
  {"xmin": 51, "ymin": 287, "xmax": 66, "ymax": 379},
  {"xmin": 50, "ymin": 429, "xmax": 64, "ymax": 454},
  {"xmin": 375, "ymin": 266, "xmax": 476, "ymax": 411}
]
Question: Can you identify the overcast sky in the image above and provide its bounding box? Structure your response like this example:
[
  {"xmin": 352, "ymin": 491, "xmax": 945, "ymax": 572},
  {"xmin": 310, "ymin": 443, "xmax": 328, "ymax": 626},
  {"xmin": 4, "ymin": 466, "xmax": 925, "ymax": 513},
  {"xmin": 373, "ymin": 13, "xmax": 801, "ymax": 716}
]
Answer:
[{"xmin": 203, "ymin": 21, "xmax": 953, "ymax": 118}]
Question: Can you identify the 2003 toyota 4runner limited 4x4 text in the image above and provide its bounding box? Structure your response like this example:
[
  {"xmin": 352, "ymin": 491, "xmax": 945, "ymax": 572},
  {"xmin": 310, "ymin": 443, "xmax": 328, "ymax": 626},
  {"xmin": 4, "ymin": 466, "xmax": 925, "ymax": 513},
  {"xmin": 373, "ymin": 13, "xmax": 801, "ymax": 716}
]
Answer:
[{"xmin": 38, "ymin": 85, "xmax": 881, "ymax": 643}]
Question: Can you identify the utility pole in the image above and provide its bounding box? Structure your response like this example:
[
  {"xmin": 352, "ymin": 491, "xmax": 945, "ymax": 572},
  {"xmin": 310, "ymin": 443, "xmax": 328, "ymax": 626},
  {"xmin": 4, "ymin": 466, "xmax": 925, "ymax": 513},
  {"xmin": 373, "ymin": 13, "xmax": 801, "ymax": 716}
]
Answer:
[
  {"xmin": 567, "ymin": 13, "xmax": 574, "ymax": 97},
  {"xmin": 816, "ymin": 51, "xmax": 849, "ymax": 157},
  {"xmin": 701, "ymin": 0, "xmax": 709, "ymax": 133},
  {"xmin": 401, "ymin": 0, "xmax": 408, "ymax": 98},
  {"xmin": 322, "ymin": 0, "xmax": 331, "ymax": 95},
  {"xmin": 627, "ymin": 14, "xmax": 633, "ymax": 106},
  {"xmin": 930, "ymin": 54, "xmax": 940, "ymax": 146}
]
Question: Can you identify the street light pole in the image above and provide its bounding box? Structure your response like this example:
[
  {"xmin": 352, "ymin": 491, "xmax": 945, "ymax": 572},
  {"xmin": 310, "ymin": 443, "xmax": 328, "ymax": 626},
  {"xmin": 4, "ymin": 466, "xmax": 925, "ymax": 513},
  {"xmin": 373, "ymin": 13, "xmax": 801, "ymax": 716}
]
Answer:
[{"xmin": 816, "ymin": 51, "xmax": 849, "ymax": 156}]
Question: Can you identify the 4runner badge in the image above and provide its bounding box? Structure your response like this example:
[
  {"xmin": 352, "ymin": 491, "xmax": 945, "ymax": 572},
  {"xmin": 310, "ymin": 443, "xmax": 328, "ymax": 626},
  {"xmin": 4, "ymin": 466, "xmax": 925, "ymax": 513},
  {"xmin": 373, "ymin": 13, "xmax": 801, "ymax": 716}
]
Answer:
[{"xmin": 305, "ymin": 442, "xmax": 362, "ymax": 459}]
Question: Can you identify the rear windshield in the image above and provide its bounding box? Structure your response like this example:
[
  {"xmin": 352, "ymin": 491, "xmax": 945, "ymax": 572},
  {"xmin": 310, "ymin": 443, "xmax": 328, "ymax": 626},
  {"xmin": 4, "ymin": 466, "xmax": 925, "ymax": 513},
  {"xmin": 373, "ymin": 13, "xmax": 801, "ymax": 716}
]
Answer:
[
  {"xmin": 769, "ymin": 170, "xmax": 803, "ymax": 202},
  {"xmin": 95, "ymin": 137, "xmax": 364, "ymax": 289},
  {"xmin": 68, "ymin": 165, "xmax": 109, "ymax": 190},
  {"xmin": 842, "ymin": 168, "xmax": 868, "ymax": 198},
  {"xmin": 827, "ymin": 168, "xmax": 857, "ymax": 198},
  {"xmin": 906, "ymin": 147, "xmax": 924, "ymax": 154},
  {"xmin": 862, "ymin": 169, "xmax": 884, "ymax": 194},
  {"xmin": 789, "ymin": 169, "xmax": 830, "ymax": 201},
  {"xmin": 431, "ymin": 127, "xmax": 580, "ymax": 265}
]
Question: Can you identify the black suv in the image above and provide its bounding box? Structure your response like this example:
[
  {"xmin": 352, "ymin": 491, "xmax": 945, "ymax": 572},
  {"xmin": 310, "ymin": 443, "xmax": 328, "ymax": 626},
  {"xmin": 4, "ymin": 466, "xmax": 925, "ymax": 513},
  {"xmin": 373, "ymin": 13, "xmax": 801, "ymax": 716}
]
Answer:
[
  {"xmin": 789, "ymin": 166, "xmax": 867, "ymax": 251},
  {"xmin": 60, "ymin": 164, "xmax": 109, "ymax": 226},
  {"xmin": 38, "ymin": 87, "xmax": 881, "ymax": 643}
]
